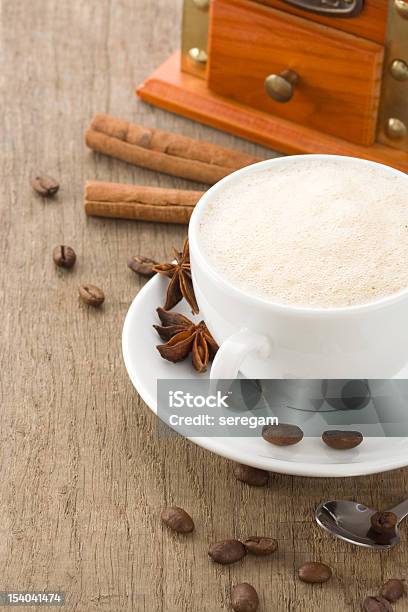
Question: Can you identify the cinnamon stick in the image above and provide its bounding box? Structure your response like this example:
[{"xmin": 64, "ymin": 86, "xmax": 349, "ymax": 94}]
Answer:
[
  {"xmin": 84, "ymin": 181, "xmax": 204, "ymax": 224},
  {"xmin": 85, "ymin": 113, "xmax": 261, "ymax": 184}
]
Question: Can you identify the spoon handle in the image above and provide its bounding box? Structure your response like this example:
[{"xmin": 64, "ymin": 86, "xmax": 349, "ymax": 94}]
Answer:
[{"xmin": 389, "ymin": 499, "xmax": 408, "ymax": 521}]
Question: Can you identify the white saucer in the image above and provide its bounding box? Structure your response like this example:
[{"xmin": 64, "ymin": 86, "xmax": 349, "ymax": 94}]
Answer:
[{"xmin": 122, "ymin": 275, "xmax": 408, "ymax": 478}]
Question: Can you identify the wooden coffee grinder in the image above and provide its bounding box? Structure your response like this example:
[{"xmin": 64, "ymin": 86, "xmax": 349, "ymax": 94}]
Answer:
[{"xmin": 137, "ymin": 0, "xmax": 408, "ymax": 172}]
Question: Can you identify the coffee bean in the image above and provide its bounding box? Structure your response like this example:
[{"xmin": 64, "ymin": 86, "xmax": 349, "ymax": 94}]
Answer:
[
  {"xmin": 78, "ymin": 284, "xmax": 105, "ymax": 307},
  {"xmin": 231, "ymin": 583, "xmax": 259, "ymax": 612},
  {"xmin": 363, "ymin": 596, "xmax": 393, "ymax": 612},
  {"xmin": 233, "ymin": 463, "xmax": 268, "ymax": 487},
  {"xmin": 321, "ymin": 430, "xmax": 363, "ymax": 450},
  {"xmin": 298, "ymin": 562, "xmax": 332, "ymax": 584},
  {"xmin": 30, "ymin": 173, "xmax": 59, "ymax": 197},
  {"xmin": 127, "ymin": 255, "xmax": 157, "ymax": 278},
  {"xmin": 52, "ymin": 245, "xmax": 76, "ymax": 269},
  {"xmin": 243, "ymin": 536, "xmax": 278, "ymax": 556},
  {"xmin": 262, "ymin": 423, "xmax": 303, "ymax": 446},
  {"xmin": 380, "ymin": 579, "xmax": 405, "ymax": 602},
  {"xmin": 208, "ymin": 539, "xmax": 246, "ymax": 565},
  {"xmin": 160, "ymin": 506, "xmax": 194, "ymax": 534},
  {"xmin": 370, "ymin": 511, "xmax": 398, "ymax": 535}
]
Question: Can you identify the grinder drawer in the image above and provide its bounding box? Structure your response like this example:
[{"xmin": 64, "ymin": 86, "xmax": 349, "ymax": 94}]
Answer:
[{"xmin": 207, "ymin": 0, "xmax": 384, "ymax": 145}]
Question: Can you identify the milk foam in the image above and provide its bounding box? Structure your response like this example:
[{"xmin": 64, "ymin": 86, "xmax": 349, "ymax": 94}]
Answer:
[{"xmin": 198, "ymin": 158, "xmax": 408, "ymax": 308}]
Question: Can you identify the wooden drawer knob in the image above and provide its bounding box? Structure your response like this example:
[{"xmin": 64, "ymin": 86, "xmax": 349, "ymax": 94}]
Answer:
[
  {"xmin": 395, "ymin": 0, "xmax": 408, "ymax": 18},
  {"xmin": 264, "ymin": 70, "xmax": 299, "ymax": 103}
]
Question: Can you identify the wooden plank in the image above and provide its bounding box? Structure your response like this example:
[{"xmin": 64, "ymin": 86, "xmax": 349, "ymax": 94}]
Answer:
[
  {"xmin": 208, "ymin": 0, "xmax": 384, "ymax": 145},
  {"xmin": 1, "ymin": 1, "xmax": 408, "ymax": 611},
  {"xmin": 138, "ymin": 52, "xmax": 408, "ymax": 173}
]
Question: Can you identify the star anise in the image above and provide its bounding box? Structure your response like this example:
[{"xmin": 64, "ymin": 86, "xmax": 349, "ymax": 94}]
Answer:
[
  {"xmin": 154, "ymin": 307, "xmax": 218, "ymax": 373},
  {"xmin": 153, "ymin": 239, "xmax": 199, "ymax": 314}
]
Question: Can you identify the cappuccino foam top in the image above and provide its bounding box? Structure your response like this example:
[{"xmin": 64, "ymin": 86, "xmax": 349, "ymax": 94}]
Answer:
[{"xmin": 198, "ymin": 158, "xmax": 408, "ymax": 308}]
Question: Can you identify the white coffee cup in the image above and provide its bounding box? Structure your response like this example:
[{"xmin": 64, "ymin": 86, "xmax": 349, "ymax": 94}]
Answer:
[{"xmin": 188, "ymin": 155, "xmax": 408, "ymax": 379}]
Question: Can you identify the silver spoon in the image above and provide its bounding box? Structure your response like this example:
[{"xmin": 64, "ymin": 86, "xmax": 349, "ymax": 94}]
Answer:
[{"xmin": 315, "ymin": 498, "xmax": 408, "ymax": 549}]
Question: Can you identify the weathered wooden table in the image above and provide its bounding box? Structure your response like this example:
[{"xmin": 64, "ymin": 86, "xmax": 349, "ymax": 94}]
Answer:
[{"xmin": 1, "ymin": 1, "xmax": 407, "ymax": 610}]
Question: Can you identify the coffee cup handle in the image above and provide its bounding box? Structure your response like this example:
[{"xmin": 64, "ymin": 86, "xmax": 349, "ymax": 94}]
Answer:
[{"xmin": 210, "ymin": 330, "xmax": 270, "ymax": 379}]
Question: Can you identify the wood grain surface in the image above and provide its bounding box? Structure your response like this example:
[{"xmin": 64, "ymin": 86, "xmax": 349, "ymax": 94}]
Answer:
[{"xmin": 1, "ymin": 1, "xmax": 407, "ymax": 611}]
